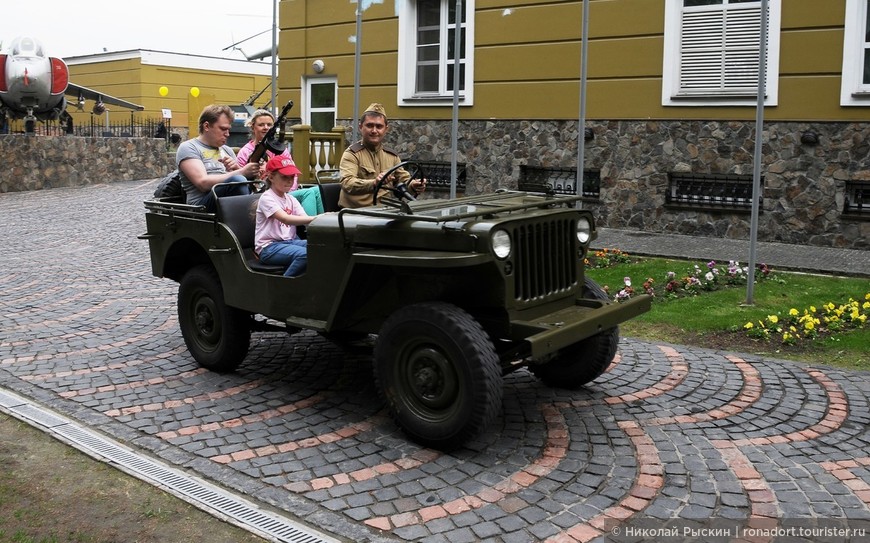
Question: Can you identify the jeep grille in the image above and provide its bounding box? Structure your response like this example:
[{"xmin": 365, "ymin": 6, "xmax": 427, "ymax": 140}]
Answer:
[{"xmin": 512, "ymin": 218, "xmax": 578, "ymax": 301}]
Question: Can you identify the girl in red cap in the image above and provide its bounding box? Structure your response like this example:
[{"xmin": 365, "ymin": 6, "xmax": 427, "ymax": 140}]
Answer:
[{"xmin": 254, "ymin": 156, "xmax": 317, "ymax": 277}]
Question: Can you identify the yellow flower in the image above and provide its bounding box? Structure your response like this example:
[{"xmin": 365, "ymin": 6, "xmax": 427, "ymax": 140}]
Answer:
[
  {"xmin": 789, "ymin": 308, "xmax": 799, "ymax": 316},
  {"xmin": 863, "ymin": 301, "xmax": 870, "ymax": 310},
  {"xmin": 810, "ymin": 306, "xmax": 817, "ymax": 313},
  {"xmin": 768, "ymin": 315, "xmax": 779, "ymax": 324},
  {"xmin": 744, "ymin": 322, "xmax": 754, "ymax": 330},
  {"xmin": 805, "ymin": 321, "xmax": 815, "ymax": 331}
]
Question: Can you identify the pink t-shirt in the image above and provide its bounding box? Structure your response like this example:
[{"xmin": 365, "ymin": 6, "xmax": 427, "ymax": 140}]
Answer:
[{"xmin": 254, "ymin": 189, "xmax": 308, "ymax": 254}]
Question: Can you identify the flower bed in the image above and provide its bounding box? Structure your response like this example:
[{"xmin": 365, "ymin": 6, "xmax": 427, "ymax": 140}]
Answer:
[
  {"xmin": 744, "ymin": 296, "xmax": 870, "ymax": 344},
  {"xmin": 584, "ymin": 248, "xmax": 632, "ymax": 269},
  {"xmin": 593, "ymin": 257, "xmax": 772, "ymax": 302},
  {"xmin": 586, "ymin": 249, "xmax": 868, "ymax": 347}
]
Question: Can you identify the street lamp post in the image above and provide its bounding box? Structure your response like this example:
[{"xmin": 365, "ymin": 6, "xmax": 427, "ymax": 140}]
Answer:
[
  {"xmin": 576, "ymin": 0, "xmax": 589, "ymax": 208},
  {"xmin": 745, "ymin": 0, "xmax": 769, "ymax": 306},
  {"xmin": 271, "ymin": 0, "xmax": 278, "ymax": 114}
]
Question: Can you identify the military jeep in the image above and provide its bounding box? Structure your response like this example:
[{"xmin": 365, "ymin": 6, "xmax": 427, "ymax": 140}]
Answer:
[{"xmin": 141, "ymin": 162, "xmax": 651, "ymax": 450}]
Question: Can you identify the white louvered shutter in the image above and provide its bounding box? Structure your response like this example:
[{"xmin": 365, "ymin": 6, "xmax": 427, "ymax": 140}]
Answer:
[{"xmin": 678, "ymin": 2, "xmax": 768, "ymax": 97}]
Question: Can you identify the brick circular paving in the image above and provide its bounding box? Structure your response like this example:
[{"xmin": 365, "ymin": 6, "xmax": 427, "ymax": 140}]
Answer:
[{"xmin": 1, "ymin": 180, "xmax": 869, "ymax": 543}]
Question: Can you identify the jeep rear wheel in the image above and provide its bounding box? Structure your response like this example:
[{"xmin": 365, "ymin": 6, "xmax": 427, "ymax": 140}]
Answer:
[
  {"xmin": 530, "ymin": 277, "xmax": 619, "ymax": 389},
  {"xmin": 374, "ymin": 302, "xmax": 503, "ymax": 450},
  {"xmin": 177, "ymin": 265, "xmax": 250, "ymax": 373}
]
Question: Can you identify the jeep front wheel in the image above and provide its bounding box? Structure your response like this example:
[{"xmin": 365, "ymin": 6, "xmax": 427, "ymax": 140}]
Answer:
[
  {"xmin": 374, "ymin": 302, "xmax": 503, "ymax": 450},
  {"xmin": 530, "ymin": 277, "xmax": 619, "ymax": 389},
  {"xmin": 177, "ymin": 265, "xmax": 250, "ymax": 373}
]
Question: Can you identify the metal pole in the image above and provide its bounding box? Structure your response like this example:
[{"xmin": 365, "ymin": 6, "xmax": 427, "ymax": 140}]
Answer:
[
  {"xmin": 449, "ymin": 0, "xmax": 462, "ymax": 199},
  {"xmin": 352, "ymin": 4, "xmax": 363, "ymax": 143},
  {"xmin": 745, "ymin": 0, "xmax": 768, "ymax": 305},
  {"xmin": 271, "ymin": 0, "xmax": 278, "ymax": 115},
  {"xmin": 575, "ymin": 0, "xmax": 589, "ymax": 208}
]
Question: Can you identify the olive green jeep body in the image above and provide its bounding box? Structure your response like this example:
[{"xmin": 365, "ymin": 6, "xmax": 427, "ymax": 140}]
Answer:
[{"xmin": 141, "ymin": 172, "xmax": 650, "ymax": 449}]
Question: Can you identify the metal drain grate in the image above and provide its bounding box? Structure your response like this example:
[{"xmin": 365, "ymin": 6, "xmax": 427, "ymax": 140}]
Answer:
[{"xmin": 0, "ymin": 387, "xmax": 337, "ymax": 543}]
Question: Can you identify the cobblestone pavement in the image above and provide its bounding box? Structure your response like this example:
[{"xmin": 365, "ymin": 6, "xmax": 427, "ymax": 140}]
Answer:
[{"xmin": 1, "ymin": 180, "xmax": 870, "ymax": 543}]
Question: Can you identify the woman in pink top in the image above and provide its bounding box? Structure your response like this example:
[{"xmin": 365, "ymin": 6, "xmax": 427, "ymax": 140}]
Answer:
[
  {"xmin": 254, "ymin": 156, "xmax": 316, "ymax": 277},
  {"xmin": 237, "ymin": 109, "xmax": 293, "ymax": 179}
]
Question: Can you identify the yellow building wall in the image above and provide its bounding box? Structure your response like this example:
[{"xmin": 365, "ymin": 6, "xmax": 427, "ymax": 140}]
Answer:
[
  {"xmin": 67, "ymin": 59, "xmax": 272, "ymax": 133},
  {"xmin": 279, "ymin": 0, "xmax": 868, "ymax": 123}
]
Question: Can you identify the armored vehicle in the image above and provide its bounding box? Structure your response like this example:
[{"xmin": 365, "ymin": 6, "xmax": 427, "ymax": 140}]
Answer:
[{"xmin": 141, "ymin": 163, "xmax": 651, "ymax": 449}]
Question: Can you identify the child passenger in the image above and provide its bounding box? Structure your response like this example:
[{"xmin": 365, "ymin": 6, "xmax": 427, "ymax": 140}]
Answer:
[{"xmin": 254, "ymin": 156, "xmax": 317, "ymax": 277}]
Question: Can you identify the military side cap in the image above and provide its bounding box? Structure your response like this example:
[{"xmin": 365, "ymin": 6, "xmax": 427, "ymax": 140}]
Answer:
[{"xmin": 364, "ymin": 102, "xmax": 387, "ymax": 119}]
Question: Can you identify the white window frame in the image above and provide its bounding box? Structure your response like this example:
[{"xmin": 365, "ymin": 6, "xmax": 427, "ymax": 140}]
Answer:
[
  {"xmin": 397, "ymin": 0, "xmax": 475, "ymax": 107},
  {"xmin": 662, "ymin": 0, "xmax": 781, "ymax": 107},
  {"xmin": 302, "ymin": 76, "xmax": 337, "ymax": 131},
  {"xmin": 841, "ymin": 0, "xmax": 870, "ymax": 106}
]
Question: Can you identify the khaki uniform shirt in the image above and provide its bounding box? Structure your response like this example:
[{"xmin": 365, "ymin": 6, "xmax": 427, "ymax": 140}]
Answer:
[{"xmin": 338, "ymin": 142, "xmax": 410, "ymax": 208}]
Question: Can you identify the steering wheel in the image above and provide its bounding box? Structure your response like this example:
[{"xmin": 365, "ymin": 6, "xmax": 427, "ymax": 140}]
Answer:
[{"xmin": 372, "ymin": 160, "xmax": 427, "ymax": 206}]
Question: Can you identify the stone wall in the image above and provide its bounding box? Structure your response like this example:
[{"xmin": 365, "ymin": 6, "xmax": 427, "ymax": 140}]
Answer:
[
  {"xmin": 379, "ymin": 119, "xmax": 869, "ymax": 250},
  {"xmin": 4, "ymin": 122, "xmax": 868, "ymax": 250},
  {"xmin": 0, "ymin": 135, "xmax": 175, "ymax": 192}
]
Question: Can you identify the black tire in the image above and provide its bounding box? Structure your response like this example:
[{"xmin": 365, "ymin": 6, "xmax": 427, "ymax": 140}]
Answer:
[
  {"xmin": 177, "ymin": 265, "xmax": 250, "ymax": 372},
  {"xmin": 530, "ymin": 277, "xmax": 620, "ymax": 389},
  {"xmin": 374, "ymin": 302, "xmax": 503, "ymax": 450}
]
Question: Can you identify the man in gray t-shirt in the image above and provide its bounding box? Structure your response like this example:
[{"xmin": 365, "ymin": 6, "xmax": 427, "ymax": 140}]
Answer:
[{"xmin": 177, "ymin": 104, "xmax": 260, "ymax": 211}]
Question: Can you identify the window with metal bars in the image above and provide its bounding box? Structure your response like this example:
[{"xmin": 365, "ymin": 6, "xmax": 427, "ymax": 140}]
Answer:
[
  {"xmin": 844, "ymin": 180, "xmax": 870, "ymax": 217},
  {"xmin": 666, "ymin": 172, "xmax": 759, "ymax": 210},
  {"xmin": 519, "ymin": 166, "xmax": 600, "ymax": 198},
  {"xmin": 410, "ymin": 160, "xmax": 466, "ymax": 192}
]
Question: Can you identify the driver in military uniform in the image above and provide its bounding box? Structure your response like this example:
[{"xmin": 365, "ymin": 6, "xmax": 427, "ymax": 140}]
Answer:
[{"xmin": 338, "ymin": 103, "xmax": 426, "ymax": 208}]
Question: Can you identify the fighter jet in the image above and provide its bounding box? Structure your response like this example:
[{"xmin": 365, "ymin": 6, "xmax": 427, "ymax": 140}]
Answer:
[{"xmin": 0, "ymin": 36, "xmax": 144, "ymax": 134}]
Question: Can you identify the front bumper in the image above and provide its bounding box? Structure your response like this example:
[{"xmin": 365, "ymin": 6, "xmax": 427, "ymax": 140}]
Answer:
[{"xmin": 513, "ymin": 294, "xmax": 652, "ymax": 359}]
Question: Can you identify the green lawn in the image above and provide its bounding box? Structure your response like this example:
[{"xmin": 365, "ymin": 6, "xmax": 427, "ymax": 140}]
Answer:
[{"xmin": 586, "ymin": 257, "xmax": 870, "ymax": 371}]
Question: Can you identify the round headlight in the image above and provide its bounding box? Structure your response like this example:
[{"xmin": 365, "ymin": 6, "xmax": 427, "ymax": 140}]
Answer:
[
  {"xmin": 576, "ymin": 217, "xmax": 592, "ymax": 244},
  {"xmin": 492, "ymin": 230, "xmax": 511, "ymax": 259}
]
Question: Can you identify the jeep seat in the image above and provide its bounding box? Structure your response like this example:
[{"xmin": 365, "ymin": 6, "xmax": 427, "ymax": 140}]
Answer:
[
  {"xmin": 315, "ymin": 169, "xmax": 342, "ymax": 212},
  {"xmin": 215, "ymin": 193, "xmax": 286, "ymax": 274}
]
